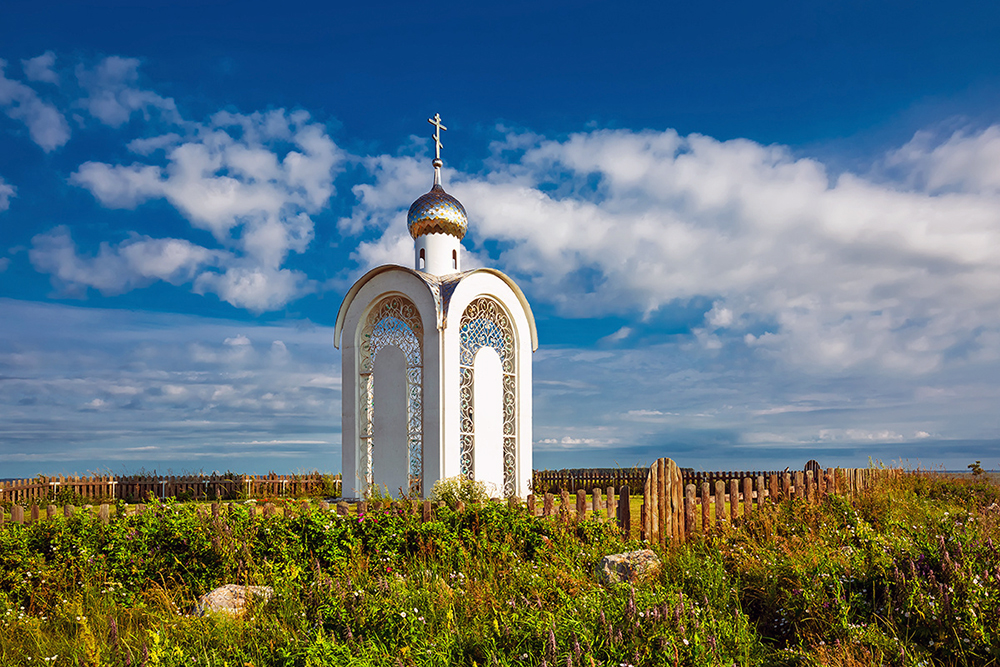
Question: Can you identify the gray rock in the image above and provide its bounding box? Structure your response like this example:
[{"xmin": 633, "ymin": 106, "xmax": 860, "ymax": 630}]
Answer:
[
  {"xmin": 597, "ymin": 549, "xmax": 661, "ymax": 585},
  {"xmin": 196, "ymin": 584, "xmax": 274, "ymax": 616}
]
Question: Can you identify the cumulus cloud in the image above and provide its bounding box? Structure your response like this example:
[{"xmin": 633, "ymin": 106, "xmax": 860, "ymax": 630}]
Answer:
[
  {"xmin": 346, "ymin": 125, "xmax": 1000, "ymax": 376},
  {"xmin": 193, "ymin": 265, "xmax": 311, "ymax": 313},
  {"xmin": 0, "ymin": 175, "xmax": 14, "ymax": 211},
  {"xmin": 58, "ymin": 107, "xmax": 342, "ymax": 311},
  {"xmin": 21, "ymin": 51, "xmax": 59, "ymax": 84},
  {"xmin": 29, "ymin": 226, "xmax": 221, "ymax": 296},
  {"xmin": 0, "ymin": 59, "xmax": 70, "ymax": 151},
  {"xmin": 75, "ymin": 56, "xmax": 179, "ymax": 127},
  {"xmin": 884, "ymin": 125, "xmax": 1000, "ymax": 194}
]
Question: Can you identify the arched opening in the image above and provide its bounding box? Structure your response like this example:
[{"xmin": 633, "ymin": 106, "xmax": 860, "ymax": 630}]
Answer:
[
  {"xmin": 358, "ymin": 295, "xmax": 423, "ymax": 497},
  {"xmin": 419, "ymin": 248, "xmax": 426, "ymax": 270},
  {"xmin": 459, "ymin": 297, "xmax": 517, "ymax": 497},
  {"xmin": 452, "ymin": 249, "xmax": 458, "ymax": 270}
]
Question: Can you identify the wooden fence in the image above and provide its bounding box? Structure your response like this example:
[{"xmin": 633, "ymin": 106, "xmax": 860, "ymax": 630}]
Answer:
[
  {"xmin": 532, "ymin": 468, "xmax": 803, "ymax": 495},
  {"xmin": 638, "ymin": 458, "xmax": 902, "ymax": 546},
  {"xmin": 0, "ymin": 465, "xmax": 897, "ymax": 537},
  {"xmin": 532, "ymin": 468, "xmax": 649, "ymax": 494},
  {"xmin": 0, "ymin": 489, "xmax": 627, "ymax": 528},
  {"xmin": 0, "ymin": 473, "xmax": 339, "ymax": 504}
]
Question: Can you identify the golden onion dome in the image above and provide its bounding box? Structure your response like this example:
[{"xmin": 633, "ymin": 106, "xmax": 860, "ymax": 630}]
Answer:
[{"xmin": 407, "ymin": 183, "xmax": 468, "ymax": 240}]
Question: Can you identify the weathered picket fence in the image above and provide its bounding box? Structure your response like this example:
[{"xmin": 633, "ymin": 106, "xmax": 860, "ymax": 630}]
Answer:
[
  {"xmin": 637, "ymin": 458, "xmax": 902, "ymax": 546},
  {"xmin": 0, "ymin": 473, "xmax": 338, "ymax": 504},
  {"xmin": 533, "ymin": 468, "xmax": 648, "ymax": 494},
  {"xmin": 0, "ymin": 463, "xmax": 898, "ymax": 539},
  {"xmin": 0, "ymin": 490, "xmax": 626, "ymax": 528}
]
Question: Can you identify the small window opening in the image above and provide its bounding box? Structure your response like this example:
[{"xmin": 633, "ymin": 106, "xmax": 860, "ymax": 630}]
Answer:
[
  {"xmin": 452, "ymin": 249, "xmax": 458, "ymax": 270},
  {"xmin": 419, "ymin": 248, "xmax": 426, "ymax": 270}
]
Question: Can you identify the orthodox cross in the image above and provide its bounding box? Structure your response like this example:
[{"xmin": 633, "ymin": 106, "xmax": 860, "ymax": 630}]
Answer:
[{"xmin": 428, "ymin": 113, "xmax": 447, "ymax": 161}]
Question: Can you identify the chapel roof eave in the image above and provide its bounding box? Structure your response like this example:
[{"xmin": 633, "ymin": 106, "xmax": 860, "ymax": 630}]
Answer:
[{"xmin": 333, "ymin": 264, "xmax": 538, "ymax": 351}]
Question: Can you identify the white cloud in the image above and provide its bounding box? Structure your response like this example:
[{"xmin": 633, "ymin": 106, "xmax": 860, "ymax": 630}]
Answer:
[
  {"xmin": 70, "ymin": 162, "xmax": 163, "ymax": 208},
  {"xmin": 601, "ymin": 326, "xmax": 632, "ymax": 343},
  {"xmin": 0, "ymin": 299, "xmax": 342, "ymax": 476},
  {"xmin": 29, "ymin": 226, "xmax": 221, "ymax": 296},
  {"xmin": 193, "ymin": 265, "xmax": 311, "ymax": 313},
  {"xmin": 21, "ymin": 51, "xmax": 59, "ymax": 84},
  {"xmin": 59, "ymin": 107, "xmax": 343, "ymax": 311},
  {"xmin": 0, "ymin": 59, "xmax": 70, "ymax": 151},
  {"xmin": 884, "ymin": 125, "xmax": 1000, "ymax": 194},
  {"xmin": 347, "ymin": 124, "xmax": 1000, "ymax": 376},
  {"xmin": 0, "ymin": 175, "xmax": 15, "ymax": 211},
  {"xmin": 75, "ymin": 56, "xmax": 179, "ymax": 127},
  {"xmin": 706, "ymin": 302, "xmax": 733, "ymax": 328}
]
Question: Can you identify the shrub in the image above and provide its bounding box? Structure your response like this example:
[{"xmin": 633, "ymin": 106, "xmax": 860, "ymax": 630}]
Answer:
[{"xmin": 429, "ymin": 475, "xmax": 494, "ymax": 508}]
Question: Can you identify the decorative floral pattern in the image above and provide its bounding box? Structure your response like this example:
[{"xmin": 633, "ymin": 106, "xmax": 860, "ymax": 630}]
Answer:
[
  {"xmin": 359, "ymin": 296, "xmax": 423, "ymax": 496},
  {"xmin": 459, "ymin": 297, "xmax": 517, "ymax": 497}
]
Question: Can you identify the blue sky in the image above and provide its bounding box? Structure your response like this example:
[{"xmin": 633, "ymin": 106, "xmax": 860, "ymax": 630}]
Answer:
[{"xmin": 2, "ymin": 0, "xmax": 1000, "ymax": 479}]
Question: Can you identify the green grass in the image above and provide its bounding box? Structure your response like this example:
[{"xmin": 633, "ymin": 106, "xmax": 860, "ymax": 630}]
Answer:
[{"xmin": 2, "ymin": 472, "xmax": 1000, "ymax": 666}]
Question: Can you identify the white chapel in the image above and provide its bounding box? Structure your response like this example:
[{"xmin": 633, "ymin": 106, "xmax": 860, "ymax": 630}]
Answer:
[{"xmin": 335, "ymin": 114, "xmax": 537, "ymax": 500}]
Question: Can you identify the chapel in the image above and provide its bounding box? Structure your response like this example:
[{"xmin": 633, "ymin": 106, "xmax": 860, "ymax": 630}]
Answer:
[{"xmin": 335, "ymin": 114, "xmax": 537, "ymax": 500}]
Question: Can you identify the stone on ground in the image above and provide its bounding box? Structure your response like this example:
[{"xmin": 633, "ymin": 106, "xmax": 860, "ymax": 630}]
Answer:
[
  {"xmin": 197, "ymin": 584, "xmax": 274, "ymax": 616},
  {"xmin": 597, "ymin": 549, "xmax": 661, "ymax": 585}
]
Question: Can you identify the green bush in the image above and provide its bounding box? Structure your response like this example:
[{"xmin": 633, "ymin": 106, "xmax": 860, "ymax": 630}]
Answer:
[
  {"xmin": 429, "ymin": 475, "xmax": 494, "ymax": 508},
  {"xmin": 2, "ymin": 472, "xmax": 1000, "ymax": 665}
]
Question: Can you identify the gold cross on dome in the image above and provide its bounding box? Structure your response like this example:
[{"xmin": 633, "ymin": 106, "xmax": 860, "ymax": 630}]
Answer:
[{"xmin": 428, "ymin": 113, "xmax": 447, "ymax": 161}]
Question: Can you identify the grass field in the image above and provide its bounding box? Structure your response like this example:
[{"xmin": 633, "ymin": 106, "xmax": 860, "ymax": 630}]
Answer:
[{"xmin": 2, "ymin": 471, "xmax": 1000, "ymax": 666}]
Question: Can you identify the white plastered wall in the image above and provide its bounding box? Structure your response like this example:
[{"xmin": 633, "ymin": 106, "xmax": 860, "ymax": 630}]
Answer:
[
  {"xmin": 339, "ymin": 268, "xmax": 441, "ymax": 500},
  {"xmin": 414, "ymin": 233, "xmax": 461, "ymax": 275},
  {"xmin": 443, "ymin": 272, "xmax": 534, "ymax": 498}
]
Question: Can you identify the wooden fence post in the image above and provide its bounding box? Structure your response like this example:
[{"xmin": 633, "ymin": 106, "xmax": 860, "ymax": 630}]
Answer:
[
  {"xmin": 715, "ymin": 480, "xmax": 726, "ymax": 527},
  {"xmin": 47, "ymin": 504, "xmax": 58, "ymax": 520},
  {"xmin": 643, "ymin": 469, "xmax": 652, "ymax": 543},
  {"xmin": 742, "ymin": 478, "xmax": 753, "ymax": 517},
  {"xmin": 701, "ymin": 482, "xmax": 710, "ymax": 532},
  {"xmin": 728, "ymin": 479, "xmax": 739, "ymax": 524},
  {"xmin": 657, "ymin": 458, "xmax": 668, "ymax": 549},
  {"xmin": 671, "ymin": 461, "xmax": 684, "ymax": 544},
  {"xmin": 560, "ymin": 490, "xmax": 570, "ymax": 522},
  {"xmin": 99, "ymin": 504, "xmax": 110, "ymax": 525},
  {"xmin": 805, "ymin": 470, "xmax": 815, "ymax": 503},
  {"xmin": 12, "ymin": 505, "xmax": 24, "ymax": 524},
  {"xmin": 30, "ymin": 505, "xmax": 39, "ymax": 522},
  {"xmin": 607, "ymin": 486, "xmax": 616, "ymax": 521},
  {"xmin": 543, "ymin": 493, "xmax": 554, "ymax": 517},
  {"xmin": 576, "ymin": 490, "xmax": 586, "ymax": 522},
  {"xmin": 423, "ymin": 500, "xmax": 432, "ymax": 522},
  {"xmin": 768, "ymin": 473, "xmax": 778, "ymax": 503},
  {"xmin": 64, "ymin": 504, "xmax": 73, "ymax": 518},
  {"xmin": 618, "ymin": 486, "xmax": 631, "ymax": 538},
  {"xmin": 684, "ymin": 484, "xmax": 696, "ymax": 538},
  {"xmin": 527, "ymin": 494, "xmax": 536, "ymax": 516},
  {"xmin": 756, "ymin": 475, "xmax": 765, "ymax": 509},
  {"xmin": 592, "ymin": 487, "xmax": 602, "ymax": 519},
  {"xmin": 795, "ymin": 471, "xmax": 805, "ymax": 500}
]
